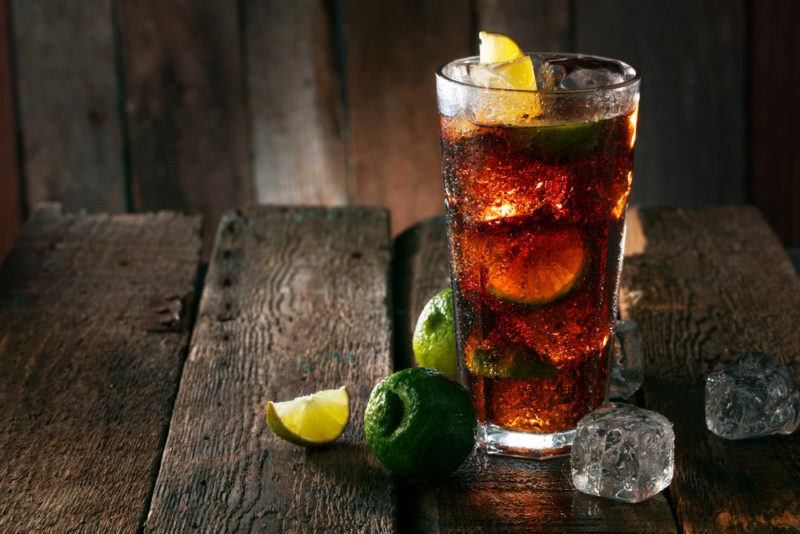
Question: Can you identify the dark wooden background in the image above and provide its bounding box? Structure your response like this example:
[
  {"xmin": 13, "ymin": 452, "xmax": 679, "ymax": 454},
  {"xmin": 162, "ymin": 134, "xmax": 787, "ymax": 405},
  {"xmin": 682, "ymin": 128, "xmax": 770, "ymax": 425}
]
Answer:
[{"xmin": 0, "ymin": 0, "xmax": 798, "ymax": 260}]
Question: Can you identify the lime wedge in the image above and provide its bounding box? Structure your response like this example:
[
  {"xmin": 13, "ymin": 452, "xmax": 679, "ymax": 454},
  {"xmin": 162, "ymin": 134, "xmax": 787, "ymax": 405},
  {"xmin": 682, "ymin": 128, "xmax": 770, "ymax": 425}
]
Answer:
[
  {"xmin": 478, "ymin": 31, "xmax": 537, "ymax": 91},
  {"xmin": 479, "ymin": 31, "xmax": 525, "ymax": 64},
  {"xmin": 473, "ymin": 31, "xmax": 541, "ymax": 123},
  {"xmin": 266, "ymin": 386, "xmax": 349, "ymax": 446}
]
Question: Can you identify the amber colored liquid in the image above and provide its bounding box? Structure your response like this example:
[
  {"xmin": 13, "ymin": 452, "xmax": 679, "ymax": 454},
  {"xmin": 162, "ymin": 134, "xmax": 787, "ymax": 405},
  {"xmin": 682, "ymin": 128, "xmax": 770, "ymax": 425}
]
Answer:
[{"xmin": 440, "ymin": 111, "xmax": 636, "ymax": 434}]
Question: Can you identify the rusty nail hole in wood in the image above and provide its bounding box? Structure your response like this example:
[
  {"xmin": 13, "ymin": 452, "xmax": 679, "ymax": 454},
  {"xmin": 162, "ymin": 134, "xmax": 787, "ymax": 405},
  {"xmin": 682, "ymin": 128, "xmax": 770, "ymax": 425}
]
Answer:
[{"xmin": 144, "ymin": 295, "xmax": 184, "ymax": 332}]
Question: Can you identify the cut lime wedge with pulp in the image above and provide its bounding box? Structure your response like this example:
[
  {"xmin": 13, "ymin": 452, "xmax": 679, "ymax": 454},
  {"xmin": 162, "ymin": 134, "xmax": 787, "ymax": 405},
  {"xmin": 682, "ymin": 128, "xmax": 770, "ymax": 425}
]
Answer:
[
  {"xmin": 266, "ymin": 386, "xmax": 349, "ymax": 446},
  {"xmin": 479, "ymin": 31, "xmax": 525, "ymax": 64}
]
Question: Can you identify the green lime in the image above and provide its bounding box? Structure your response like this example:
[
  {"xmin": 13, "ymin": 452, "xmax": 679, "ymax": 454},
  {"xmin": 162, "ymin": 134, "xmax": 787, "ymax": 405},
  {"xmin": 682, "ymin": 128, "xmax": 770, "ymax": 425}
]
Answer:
[
  {"xmin": 364, "ymin": 368, "xmax": 475, "ymax": 478},
  {"xmin": 412, "ymin": 288, "xmax": 457, "ymax": 380}
]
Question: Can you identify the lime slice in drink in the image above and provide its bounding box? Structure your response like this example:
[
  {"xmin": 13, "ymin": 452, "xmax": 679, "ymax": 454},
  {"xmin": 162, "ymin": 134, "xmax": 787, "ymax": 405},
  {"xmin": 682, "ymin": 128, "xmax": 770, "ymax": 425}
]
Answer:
[
  {"xmin": 505, "ymin": 118, "xmax": 611, "ymax": 162},
  {"xmin": 266, "ymin": 386, "xmax": 349, "ymax": 446},
  {"xmin": 465, "ymin": 339, "xmax": 558, "ymax": 379},
  {"xmin": 486, "ymin": 228, "xmax": 586, "ymax": 306}
]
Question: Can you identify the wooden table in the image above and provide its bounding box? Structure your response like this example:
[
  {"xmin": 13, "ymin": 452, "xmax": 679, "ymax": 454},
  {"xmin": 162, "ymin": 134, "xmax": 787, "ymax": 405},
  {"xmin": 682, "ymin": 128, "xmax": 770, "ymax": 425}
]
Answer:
[{"xmin": 1, "ymin": 204, "xmax": 798, "ymax": 533}]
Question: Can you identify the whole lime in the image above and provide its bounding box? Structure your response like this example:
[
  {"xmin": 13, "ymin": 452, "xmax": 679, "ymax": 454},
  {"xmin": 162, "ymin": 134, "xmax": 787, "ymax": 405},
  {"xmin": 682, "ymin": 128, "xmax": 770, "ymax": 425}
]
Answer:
[
  {"xmin": 364, "ymin": 367, "xmax": 476, "ymax": 478},
  {"xmin": 412, "ymin": 288, "xmax": 457, "ymax": 380}
]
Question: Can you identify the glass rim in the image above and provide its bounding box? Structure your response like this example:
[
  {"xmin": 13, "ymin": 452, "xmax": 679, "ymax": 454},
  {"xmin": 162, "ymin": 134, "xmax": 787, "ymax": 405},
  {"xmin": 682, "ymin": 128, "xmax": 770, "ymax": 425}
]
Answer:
[{"xmin": 436, "ymin": 52, "xmax": 640, "ymax": 95}]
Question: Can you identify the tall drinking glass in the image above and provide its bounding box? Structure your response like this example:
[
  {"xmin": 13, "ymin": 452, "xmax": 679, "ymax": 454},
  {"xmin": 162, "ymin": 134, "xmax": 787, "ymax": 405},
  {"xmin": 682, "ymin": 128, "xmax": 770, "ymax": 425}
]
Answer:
[{"xmin": 436, "ymin": 53, "xmax": 640, "ymax": 458}]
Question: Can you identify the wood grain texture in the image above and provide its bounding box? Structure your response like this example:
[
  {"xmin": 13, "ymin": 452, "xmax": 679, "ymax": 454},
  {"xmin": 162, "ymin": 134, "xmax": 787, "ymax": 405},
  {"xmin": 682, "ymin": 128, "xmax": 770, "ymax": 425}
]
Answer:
[
  {"xmin": 477, "ymin": 0, "xmax": 571, "ymax": 52},
  {"xmin": 146, "ymin": 206, "xmax": 396, "ymax": 532},
  {"xmin": 245, "ymin": 0, "xmax": 347, "ymax": 206},
  {"xmin": 0, "ymin": 0, "xmax": 20, "ymax": 262},
  {"xmin": 117, "ymin": 0, "xmax": 252, "ymax": 257},
  {"xmin": 10, "ymin": 0, "xmax": 126, "ymax": 212},
  {"xmin": 392, "ymin": 216, "xmax": 676, "ymax": 533},
  {"xmin": 575, "ymin": 0, "xmax": 746, "ymax": 208},
  {"xmin": 621, "ymin": 207, "xmax": 800, "ymax": 532},
  {"xmin": 344, "ymin": 0, "xmax": 471, "ymax": 236},
  {"xmin": 0, "ymin": 204, "xmax": 201, "ymax": 532},
  {"xmin": 750, "ymin": 0, "xmax": 800, "ymax": 247}
]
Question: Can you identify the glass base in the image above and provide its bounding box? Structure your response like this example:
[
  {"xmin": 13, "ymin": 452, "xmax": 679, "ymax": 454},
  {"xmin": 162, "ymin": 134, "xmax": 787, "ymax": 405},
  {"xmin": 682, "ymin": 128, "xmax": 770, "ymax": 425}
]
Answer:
[{"xmin": 476, "ymin": 423, "xmax": 576, "ymax": 459}]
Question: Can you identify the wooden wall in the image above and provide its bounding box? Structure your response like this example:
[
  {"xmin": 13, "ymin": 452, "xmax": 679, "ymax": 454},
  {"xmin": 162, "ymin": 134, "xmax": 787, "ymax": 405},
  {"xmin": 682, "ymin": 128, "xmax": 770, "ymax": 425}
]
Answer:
[
  {"xmin": 0, "ymin": 0, "xmax": 21, "ymax": 260},
  {"xmin": 0, "ymin": 0, "xmax": 797, "ymax": 260}
]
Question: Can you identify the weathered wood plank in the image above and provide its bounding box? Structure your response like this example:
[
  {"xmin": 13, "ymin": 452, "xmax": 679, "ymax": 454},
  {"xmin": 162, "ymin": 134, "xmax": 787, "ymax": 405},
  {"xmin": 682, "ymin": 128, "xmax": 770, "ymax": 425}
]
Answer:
[
  {"xmin": 750, "ymin": 0, "xmax": 800, "ymax": 247},
  {"xmin": 0, "ymin": 0, "xmax": 21, "ymax": 262},
  {"xmin": 117, "ymin": 0, "xmax": 252, "ymax": 257},
  {"xmin": 10, "ymin": 0, "xmax": 126, "ymax": 212},
  {"xmin": 344, "ymin": 0, "xmax": 471, "ymax": 236},
  {"xmin": 622, "ymin": 207, "xmax": 800, "ymax": 532},
  {"xmin": 146, "ymin": 206, "xmax": 395, "ymax": 531},
  {"xmin": 0, "ymin": 204, "xmax": 201, "ymax": 532},
  {"xmin": 575, "ymin": 0, "xmax": 746, "ymax": 208},
  {"xmin": 245, "ymin": 0, "xmax": 347, "ymax": 206},
  {"xmin": 393, "ymin": 216, "xmax": 677, "ymax": 533},
  {"xmin": 477, "ymin": 0, "xmax": 571, "ymax": 52}
]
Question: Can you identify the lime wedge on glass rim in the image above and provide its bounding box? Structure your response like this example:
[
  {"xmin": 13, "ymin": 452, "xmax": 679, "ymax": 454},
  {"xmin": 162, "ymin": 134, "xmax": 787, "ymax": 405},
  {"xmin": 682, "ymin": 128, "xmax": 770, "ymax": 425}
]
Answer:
[
  {"xmin": 478, "ymin": 31, "xmax": 537, "ymax": 90},
  {"xmin": 472, "ymin": 31, "xmax": 541, "ymax": 123},
  {"xmin": 266, "ymin": 386, "xmax": 350, "ymax": 447}
]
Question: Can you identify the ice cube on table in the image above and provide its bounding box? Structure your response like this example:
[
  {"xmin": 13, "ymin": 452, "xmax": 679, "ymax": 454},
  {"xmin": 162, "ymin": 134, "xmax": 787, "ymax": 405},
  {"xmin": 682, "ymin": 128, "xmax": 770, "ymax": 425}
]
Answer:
[
  {"xmin": 609, "ymin": 320, "xmax": 643, "ymax": 400},
  {"xmin": 705, "ymin": 352, "xmax": 800, "ymax": 439},
  {"xmin": 571, "ymin": 402, "xmax": 674, "ymax": 503}
]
